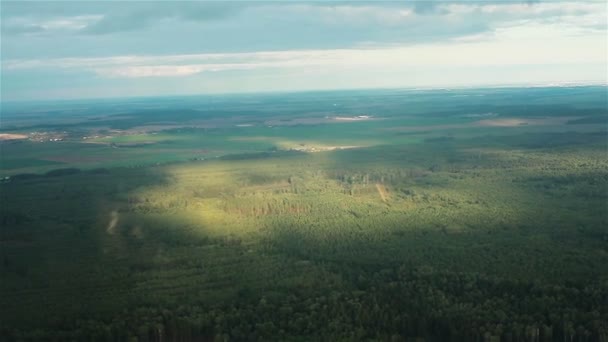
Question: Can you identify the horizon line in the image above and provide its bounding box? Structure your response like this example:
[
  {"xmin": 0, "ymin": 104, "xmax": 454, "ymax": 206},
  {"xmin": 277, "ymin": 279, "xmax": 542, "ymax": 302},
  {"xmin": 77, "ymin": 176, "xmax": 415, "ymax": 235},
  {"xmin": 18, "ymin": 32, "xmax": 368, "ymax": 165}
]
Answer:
[{"xmin": 1, "ymin": 80, "xmax": 606, "ymax": 105}]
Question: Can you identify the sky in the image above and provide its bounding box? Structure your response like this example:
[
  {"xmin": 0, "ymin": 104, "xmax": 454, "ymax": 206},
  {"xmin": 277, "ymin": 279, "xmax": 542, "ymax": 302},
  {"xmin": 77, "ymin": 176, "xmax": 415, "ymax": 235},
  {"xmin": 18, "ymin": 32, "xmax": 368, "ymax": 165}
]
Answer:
[{"xmin": 1, "ymin": 1, "xmax": 606, "ymax": 101}]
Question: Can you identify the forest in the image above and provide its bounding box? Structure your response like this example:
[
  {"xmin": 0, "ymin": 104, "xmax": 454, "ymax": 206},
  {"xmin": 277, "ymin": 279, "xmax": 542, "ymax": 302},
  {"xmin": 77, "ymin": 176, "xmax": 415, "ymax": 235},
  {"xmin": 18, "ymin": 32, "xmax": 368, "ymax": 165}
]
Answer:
[{"xmin": 0, "ymin": 87, "xmax": 607, "ymax": 341}]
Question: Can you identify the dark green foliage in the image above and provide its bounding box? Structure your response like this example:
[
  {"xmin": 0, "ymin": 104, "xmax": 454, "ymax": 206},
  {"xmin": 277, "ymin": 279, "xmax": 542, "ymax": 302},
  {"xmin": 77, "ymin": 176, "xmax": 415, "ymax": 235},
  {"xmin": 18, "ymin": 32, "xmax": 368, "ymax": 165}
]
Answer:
[{"xmin": 44, "ymin": 167, "xmax": 82, "ymax": 177}]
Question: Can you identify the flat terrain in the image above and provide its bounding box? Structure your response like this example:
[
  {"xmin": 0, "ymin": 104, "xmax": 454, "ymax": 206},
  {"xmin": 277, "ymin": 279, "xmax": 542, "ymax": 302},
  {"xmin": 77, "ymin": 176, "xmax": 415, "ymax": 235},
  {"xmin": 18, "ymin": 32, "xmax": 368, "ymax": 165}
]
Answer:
[{"xmin": 0, "ymin": 86, "xmax": 607, "ymax": 341}]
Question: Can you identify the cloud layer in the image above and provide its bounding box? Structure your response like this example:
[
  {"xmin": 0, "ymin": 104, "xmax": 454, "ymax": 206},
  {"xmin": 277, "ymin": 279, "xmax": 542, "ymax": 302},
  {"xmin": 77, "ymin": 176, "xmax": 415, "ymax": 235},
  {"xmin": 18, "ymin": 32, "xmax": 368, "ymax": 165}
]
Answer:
[{"xmin": 1, "ymin": 1, "xmax": 606, "ymax": 100}]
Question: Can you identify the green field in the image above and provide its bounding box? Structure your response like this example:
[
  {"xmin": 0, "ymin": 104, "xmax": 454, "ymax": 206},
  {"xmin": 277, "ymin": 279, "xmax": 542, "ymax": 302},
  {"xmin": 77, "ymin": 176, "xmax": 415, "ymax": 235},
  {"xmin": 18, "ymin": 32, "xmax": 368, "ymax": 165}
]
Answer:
[{"xmin": 1, "ymin": 87, "xmax": 607, "ymax": 341}]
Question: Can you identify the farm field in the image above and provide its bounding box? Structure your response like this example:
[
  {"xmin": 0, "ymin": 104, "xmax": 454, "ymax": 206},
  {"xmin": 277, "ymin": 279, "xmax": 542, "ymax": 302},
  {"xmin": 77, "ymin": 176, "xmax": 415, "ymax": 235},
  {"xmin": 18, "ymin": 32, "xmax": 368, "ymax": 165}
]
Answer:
[{"xmin": 1, "ymin": 86, "xmax": 607, "ymax": 341}]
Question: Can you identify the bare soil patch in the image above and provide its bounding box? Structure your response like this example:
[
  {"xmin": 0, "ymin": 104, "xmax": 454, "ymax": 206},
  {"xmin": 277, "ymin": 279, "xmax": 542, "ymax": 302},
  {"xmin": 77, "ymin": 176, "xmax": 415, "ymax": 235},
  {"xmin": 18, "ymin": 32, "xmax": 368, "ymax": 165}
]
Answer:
[
  {"xmin": 387, "ymin": 116, "xmax": 573, "ymax": 132},
  {"xmin": 0, "ymin": 133, "xmax": 28, "ymax": 141},
  {"xmin": 475, "ymin": 117, "xmax": 574, "ymax": 127}
]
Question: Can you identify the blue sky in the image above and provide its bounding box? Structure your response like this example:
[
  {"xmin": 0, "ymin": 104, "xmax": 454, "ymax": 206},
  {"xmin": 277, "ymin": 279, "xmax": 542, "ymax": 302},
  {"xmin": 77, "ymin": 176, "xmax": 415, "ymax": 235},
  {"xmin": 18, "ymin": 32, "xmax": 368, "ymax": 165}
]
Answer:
[{"xmin": 1, "ymin": 1, "xmax": 606, "ymax": 101}]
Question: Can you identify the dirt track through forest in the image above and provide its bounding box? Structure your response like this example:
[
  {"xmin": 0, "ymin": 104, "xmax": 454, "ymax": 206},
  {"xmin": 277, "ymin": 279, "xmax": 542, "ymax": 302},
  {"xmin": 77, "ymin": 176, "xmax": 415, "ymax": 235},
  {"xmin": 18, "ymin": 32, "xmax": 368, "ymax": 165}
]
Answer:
[{"xmin": 375, "ymin": 183, "xmax": 388, "ymax": 202}]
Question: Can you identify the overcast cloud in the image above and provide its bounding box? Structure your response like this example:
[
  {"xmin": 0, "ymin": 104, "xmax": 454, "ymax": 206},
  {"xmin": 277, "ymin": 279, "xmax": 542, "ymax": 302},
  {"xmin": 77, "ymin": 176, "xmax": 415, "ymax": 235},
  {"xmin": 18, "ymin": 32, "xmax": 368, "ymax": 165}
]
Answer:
[{"xmin": 1, "ymin": 1, "xmax": 606, "ymax": 100}]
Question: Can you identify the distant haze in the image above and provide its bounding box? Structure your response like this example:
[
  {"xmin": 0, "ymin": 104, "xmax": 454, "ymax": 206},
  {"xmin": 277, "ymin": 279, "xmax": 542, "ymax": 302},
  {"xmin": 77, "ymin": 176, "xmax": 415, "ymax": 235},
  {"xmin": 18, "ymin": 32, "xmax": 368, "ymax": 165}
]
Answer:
[{"xmin": 1, "ymin": 1, "xmax": 606, "ymax": 101}]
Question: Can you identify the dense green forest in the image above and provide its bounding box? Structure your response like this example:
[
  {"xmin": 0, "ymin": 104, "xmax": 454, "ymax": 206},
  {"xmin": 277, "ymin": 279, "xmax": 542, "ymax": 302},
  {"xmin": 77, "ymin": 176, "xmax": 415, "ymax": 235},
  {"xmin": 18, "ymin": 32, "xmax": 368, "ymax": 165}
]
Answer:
[{"xmin": 1, "ymin": 87, "xmax": 607, "ymax": 341}]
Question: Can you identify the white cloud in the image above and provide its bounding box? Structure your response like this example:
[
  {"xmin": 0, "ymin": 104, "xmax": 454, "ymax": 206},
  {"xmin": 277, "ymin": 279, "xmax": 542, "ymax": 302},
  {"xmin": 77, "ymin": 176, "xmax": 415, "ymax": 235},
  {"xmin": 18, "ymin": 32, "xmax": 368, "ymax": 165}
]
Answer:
[
  {"xmin": 39, "ymin": 15, "xmax": 103, "ymax": 30},
  {"xmin": 95, "ymin": 64, "xmax": 264, "ymax": 78},
  {"xmin": 1, "ymin": 15, "xmax": 103, "ymax": 33},
  {"xmin": 5, "ymin": 20, "xmax": 604, "ymax": 79}
]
